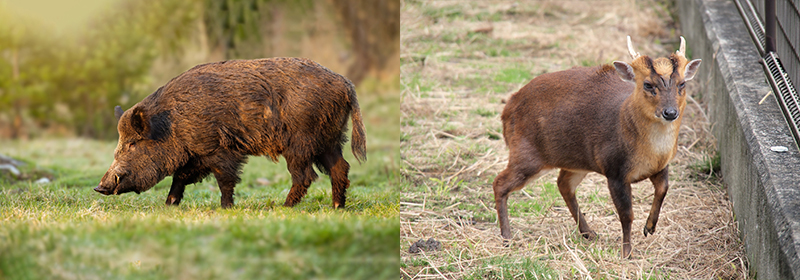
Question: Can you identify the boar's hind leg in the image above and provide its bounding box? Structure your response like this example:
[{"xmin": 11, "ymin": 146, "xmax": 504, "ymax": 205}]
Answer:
[
  {"xmin": 166, "ymin": 165, "xmax": 211, "ymax": 206},
  {"xmin": 283, "ymin": 154, "xmax": 318, "ymax": 207},
  {"xmin": 315, "ymin": 146, "xmax": 350, "ymax": 209}
]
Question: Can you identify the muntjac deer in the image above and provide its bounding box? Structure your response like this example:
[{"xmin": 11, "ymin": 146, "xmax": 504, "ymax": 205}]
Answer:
[{"xmin": 493, "ymin": 36, "xmax": 701, "ymax": 258}]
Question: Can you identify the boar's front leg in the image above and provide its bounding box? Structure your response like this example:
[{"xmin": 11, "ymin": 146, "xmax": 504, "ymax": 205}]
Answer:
[
  {"xmin": 166, "ymin": 160, "xmax": 211, "ymax": 206},
  {"xmin": 209, "ymin": 152, "xmax": 246, "ymax": 208}
]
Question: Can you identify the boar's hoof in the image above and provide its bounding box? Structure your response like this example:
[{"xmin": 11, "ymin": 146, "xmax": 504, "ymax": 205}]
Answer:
[
  {"xmin": 283, "ymin": 200, "xmax": 299, "ymax": 207},
  {"xmin": 165, "ymin": 195, "xmax": 181, "ymax": 206}
]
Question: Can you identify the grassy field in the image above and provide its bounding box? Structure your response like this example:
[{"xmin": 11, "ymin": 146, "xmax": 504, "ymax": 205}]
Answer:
[
  {"xmin": 0, "ymin": 92, "xmax": 399, "ymax": 279},
  {"xmin": 401, "ymin": 1, "xmax": 747, "ymax": 279}
]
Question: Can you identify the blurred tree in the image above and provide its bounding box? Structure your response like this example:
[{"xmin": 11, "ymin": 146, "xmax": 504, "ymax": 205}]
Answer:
[
  {"xmin": 200, "ymin": 0, "xmax": 399, "ymax": 83},
  {"xmin": 0, "ymin": 0, "xmax": 399, "ymax": 139},
  {"xmin": 1, "ymin": 0, "xmax": 199, "ymax": 138},
  {"xmin": 0, "ymin": 10, "xmax": 59, "ymax": 138},
  {"xmin": 330, "ymin": 0, "xmax": 400, "ymax": 83}
]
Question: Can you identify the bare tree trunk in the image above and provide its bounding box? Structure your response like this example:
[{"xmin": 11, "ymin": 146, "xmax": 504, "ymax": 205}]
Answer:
[{"xmin": 329, "ymin": 0, "xmax": 399, "ymax": 85}]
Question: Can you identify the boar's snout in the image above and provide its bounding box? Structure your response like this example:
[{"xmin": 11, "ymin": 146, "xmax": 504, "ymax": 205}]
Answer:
[
  {"xmin": 94, "ymin": 185, "xmax": 113, "ymax": 195},
  {"xmin": 96, "ymin": 168, "xmax": 123, "ymax": 195}
]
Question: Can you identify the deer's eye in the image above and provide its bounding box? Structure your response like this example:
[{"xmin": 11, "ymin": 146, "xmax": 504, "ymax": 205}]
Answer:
[{"xmin": 643, "ymin": 82, "xmax": 655, "ymax": 94}]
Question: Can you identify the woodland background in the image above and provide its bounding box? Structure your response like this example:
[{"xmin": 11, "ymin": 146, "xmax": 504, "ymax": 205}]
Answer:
[{"xmin": 0, "ymin": 0, "xmax": 399, "ymax": 139}]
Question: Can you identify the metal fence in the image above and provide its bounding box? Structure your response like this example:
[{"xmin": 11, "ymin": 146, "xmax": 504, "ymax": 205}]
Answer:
[
  {"xmin": 736, "ymin": 0, "xmax": 800, "ymax": 147},
  {"xmin": 752, "ymin": 0, "xmax": 800, "ymax": 87}
]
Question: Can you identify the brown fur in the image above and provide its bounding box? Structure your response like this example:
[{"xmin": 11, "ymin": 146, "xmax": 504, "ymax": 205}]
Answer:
[
  {"xmin": 95, "ymin": 58, "xmax": 366, "ymax": 209},
  {"xmin": 493, "ymin": 44, "xmax": 700, "ymax": 258}
]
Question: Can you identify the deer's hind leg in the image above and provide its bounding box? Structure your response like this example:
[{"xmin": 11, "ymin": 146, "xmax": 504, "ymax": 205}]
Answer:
[
  {"xmin": 557, "ymin": 169, "xmax": 596, "ymax": 240},
  {"xmin": 492, "ymin": 140, "xmax": 549, "ymax": 240}
]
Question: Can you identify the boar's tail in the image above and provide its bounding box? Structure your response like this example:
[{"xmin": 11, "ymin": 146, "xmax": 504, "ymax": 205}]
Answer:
[{"xmin": 350, "ymin": 98, "xmax": 367, "ymax": 163}]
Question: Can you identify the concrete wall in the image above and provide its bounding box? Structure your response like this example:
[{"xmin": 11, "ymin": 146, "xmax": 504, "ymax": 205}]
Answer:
[{"xmin": 677, "ymin": 0, "xmax": 800, "ymax": 279}]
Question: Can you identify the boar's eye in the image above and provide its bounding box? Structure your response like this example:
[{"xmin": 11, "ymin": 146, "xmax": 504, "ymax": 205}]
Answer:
[
  {"xmin": 128, "ymin": 142, "xmax": 136, "ymax": 149},
  {"xmin": 115, "ymin": 173, "xmax": 126, "ymax": 184}
]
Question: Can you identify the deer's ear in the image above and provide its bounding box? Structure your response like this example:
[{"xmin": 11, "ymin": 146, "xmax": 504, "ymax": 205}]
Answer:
[
  {"xmin": 614, "ymin": 61, "xmax": 636, "ymax": 83},
  {"xmin": 684, "ymin": 59, "xmax": 702, "ymax": 81}
]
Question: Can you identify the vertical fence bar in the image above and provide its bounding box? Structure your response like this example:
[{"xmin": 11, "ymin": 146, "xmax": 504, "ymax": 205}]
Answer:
[{"xmin": 765, "ymin": 0, "xmax": 776, "ymax": 52}]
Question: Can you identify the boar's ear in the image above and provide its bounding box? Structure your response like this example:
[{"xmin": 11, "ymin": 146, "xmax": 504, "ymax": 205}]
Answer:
[
  {"xmin": 129, "ymin": 107, "xmax": 149, "ymax": 137},
  {"xmin": 128, "ymin": 107, "xmax": 172, "ymax": 141},
  {"xmin": 114, "ymin": 106, "xmax": 124, "ymax": 122}
]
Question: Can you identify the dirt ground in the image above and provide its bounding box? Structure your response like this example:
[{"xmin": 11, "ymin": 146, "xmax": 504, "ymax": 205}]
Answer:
[{"xmin": 400, "ymin": 0, "xmax": 748, "ymax": 279}]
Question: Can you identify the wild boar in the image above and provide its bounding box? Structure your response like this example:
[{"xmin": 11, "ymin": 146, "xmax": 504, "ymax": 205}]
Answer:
[{"xmin": 94, "ymin": 57, "xmax": 367, "ymax": 209}]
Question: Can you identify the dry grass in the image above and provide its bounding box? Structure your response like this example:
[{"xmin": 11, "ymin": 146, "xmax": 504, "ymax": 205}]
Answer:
[{"xmin": 400, "ymin": 0, "xmax": 748, "ymax": 279}]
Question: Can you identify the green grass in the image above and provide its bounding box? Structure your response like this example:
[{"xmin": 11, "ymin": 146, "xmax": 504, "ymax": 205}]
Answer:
[
  {"xmin": 494, "ymin": 67, "xmax": 532, "ymax": 84},
  {"xmin": 419, "ymin": 3, "xmax": 507, "ymax": 23},
  {"xmin": 471, "ymin": 108, "xmax": 496, "ymax": 118},
  {"xmin": 451, "ymin": 64, "xmax": 533, "ymax": 95},
  {"xmin": 0, "ymin": 93, "xmax": 400, "ymax": 279},
  {"xmin": 690, "ymin": 152, "xmax": 721, "ymax": 178},
  {"xmin": 508, "ymin": 182, "xmax": 562, "ymax": 217},
  {"xmin": 464, "ymin": 35, "xmax": 526, "ymax": 58},
  {"xmin": 401, "ymin": 71, "xmax": 435, "ymax": 94},
  {"xmin": 421, "ymin": 4, "xmax": 464, "ymax": 23}
]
